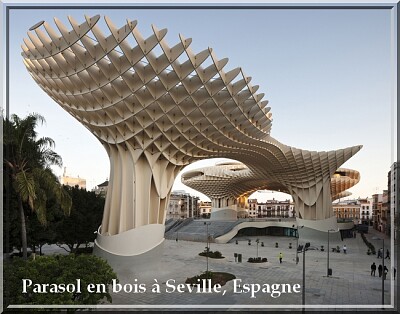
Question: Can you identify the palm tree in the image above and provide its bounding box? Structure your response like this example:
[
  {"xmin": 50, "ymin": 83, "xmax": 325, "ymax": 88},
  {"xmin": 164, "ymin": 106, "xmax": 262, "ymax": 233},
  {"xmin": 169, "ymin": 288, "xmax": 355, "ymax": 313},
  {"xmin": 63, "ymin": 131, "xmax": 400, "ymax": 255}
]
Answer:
[{"xmin": 3, "ymin": 113, "xmax": 71, "ymax": 259}]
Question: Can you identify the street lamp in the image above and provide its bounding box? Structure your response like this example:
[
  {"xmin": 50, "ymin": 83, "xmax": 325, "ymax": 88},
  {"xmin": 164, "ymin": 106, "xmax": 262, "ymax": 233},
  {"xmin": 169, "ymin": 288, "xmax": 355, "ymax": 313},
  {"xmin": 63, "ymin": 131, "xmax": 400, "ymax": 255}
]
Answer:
[
  {"xmin": 372, "ymin": 236, "xmax": 385, "ymax": 307},
  {"xmin": 327, "ymin": 229, "xmax": 336, "ymax": 277},
  {"xmin": 256, "ymin": 238, "xmax": 260, "ymax": 258},
  {"xmin": 298, "ymin": 242, "xmax": 310, "ymax": 311},
  {"xmin": 303, "ymin": 242, "xmax": 311, "ymax": 310},
  {"xmin": 293, "ymin": 225, "xmax": 304, "ymax": 264},
  {"xmin": 204, "ymin": 222, "xmax": 211, "ymax": 275}
]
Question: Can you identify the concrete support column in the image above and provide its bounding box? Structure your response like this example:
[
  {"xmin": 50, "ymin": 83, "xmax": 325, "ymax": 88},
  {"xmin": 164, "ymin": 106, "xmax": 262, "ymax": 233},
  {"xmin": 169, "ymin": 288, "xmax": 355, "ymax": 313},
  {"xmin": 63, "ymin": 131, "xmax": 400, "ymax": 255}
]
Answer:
[
  {"xmin": 289, "ymin": 177, "xmax": 334, "ymax": 220},
  {"xmin": 97, "ymin": 143, "xmax": 181, "ymax": 255}
]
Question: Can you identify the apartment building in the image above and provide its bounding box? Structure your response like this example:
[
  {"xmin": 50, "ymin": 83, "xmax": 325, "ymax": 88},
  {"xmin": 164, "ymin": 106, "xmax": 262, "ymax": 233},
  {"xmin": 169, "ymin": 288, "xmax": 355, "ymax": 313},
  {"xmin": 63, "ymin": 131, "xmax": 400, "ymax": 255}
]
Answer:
[
  {"xmin": 166, "ymin": 190, "xmax": 199, "ymax": 220},
  {"xmin": 388, "ymin": 162, "xmax": 399, "ymax": 238},
  {"xmin": 333, "ymin": 199, "xmax": 361, "ymax": 222},
  {"xmin": 248, "ymin": 198, "xmax": 294, "ymax": 218},
  {"xmin": 198, "ymin": 201, "xmax": 212, "ymax": 218},
  {"xmin": 358, "ymin": 197, "xmax": 373, "ymax": 225}
]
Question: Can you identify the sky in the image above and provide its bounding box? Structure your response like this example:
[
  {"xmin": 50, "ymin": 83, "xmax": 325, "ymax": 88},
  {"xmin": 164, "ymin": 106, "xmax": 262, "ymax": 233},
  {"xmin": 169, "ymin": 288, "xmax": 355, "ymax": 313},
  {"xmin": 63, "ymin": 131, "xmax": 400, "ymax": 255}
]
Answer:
[{"xmin": 6, "ymin": 5, "xmax": 395, "ymax": 202}]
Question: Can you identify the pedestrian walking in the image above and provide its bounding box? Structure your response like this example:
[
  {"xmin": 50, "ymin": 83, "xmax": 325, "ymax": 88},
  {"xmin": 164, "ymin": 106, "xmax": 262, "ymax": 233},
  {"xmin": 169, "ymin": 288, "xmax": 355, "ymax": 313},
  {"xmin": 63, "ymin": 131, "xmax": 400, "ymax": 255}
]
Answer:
[
  {"xmin": 384, "ymin": 266, "xmax": 389, "ymax": 280},
  {"xmin": 371, "ymin": 262, "xmax": 376, "ymax": 276},
  {"xmin": 278, "ymin": 252, "xmax": 283, "ymax": 264},
  {"xmin": 385, "ymin": 249, "xmax": 390, "ymax": 259},
  {"xmin": 378, "ymin": 264, "xmax": 383, "ymax": 277},
  {"xmin": 343, "ymin": 244, "xmax": 347, "ymax": 254},
  {"xmin": 377, "ymin": 248, "xmax": 382, "ymax": 258}
]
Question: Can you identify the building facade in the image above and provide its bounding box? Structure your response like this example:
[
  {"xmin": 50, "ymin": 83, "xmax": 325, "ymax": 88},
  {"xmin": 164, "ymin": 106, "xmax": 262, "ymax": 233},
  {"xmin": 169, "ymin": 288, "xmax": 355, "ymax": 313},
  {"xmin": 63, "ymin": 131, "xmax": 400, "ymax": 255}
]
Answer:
[
  {"xmin": 381, "ymin": 190, "xmax": 390, "ymax": 235},
  {"xmin": 248, "ymin": 198, "xmax": 294, "ymax": 218},
  {"xmin": 166, "ymin": 191, "xmax": 199, "ymax": 220},
  {"xmin": 198, "ymin": 201, "xmax": 212, "ymax": 219},
  {"xmin": 94, "ymin": 180, "xmax": 109, "ymax": 197},
  {"xmin": 372, "ymin": 193, "xmax": 384, "ymax": 231},
  {"xmin": 358, "ymin": 197, "xmax": 373, "ymax": 225},
  {"xmin": 371, "ymin": 162, "xmax": 400, "ymax": 237},
  {"xmin": 332, "ymin": 200, "xmax": 361, "ymax": 222},
  {"xmin": 59, "ymin": 167, "xmax": 86, "ymax": 190},
  {"xmin": 388, "ymin": 162, "xmax": 399, "ymax": 239}
]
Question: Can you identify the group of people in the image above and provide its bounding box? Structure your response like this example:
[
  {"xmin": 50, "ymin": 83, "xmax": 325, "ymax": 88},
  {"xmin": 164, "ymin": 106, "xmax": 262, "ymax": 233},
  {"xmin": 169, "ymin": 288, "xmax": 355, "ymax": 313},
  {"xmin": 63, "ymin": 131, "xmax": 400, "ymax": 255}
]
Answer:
[
  {"xmin": 377, "ymin": 248, "xmax": 390, "ymax": 259},
  {"xmin": 371, "ymin": 262, "xmax": 396, "ymax": 279},
  {"xmin": 332, "ymin": 244, "xmax": 347, "ymax": 253}
]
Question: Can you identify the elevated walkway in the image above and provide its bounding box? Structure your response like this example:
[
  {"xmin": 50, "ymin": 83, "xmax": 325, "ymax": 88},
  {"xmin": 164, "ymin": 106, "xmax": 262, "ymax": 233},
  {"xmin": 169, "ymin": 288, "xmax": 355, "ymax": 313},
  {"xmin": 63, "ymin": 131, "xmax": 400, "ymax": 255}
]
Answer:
[
  {"xmin": 215, "ymin": 218, "xmax": 297, "ymax": 243},
  {"xmin": 164, "ymin": 217, "xmax": 355, "ymax": 244}
]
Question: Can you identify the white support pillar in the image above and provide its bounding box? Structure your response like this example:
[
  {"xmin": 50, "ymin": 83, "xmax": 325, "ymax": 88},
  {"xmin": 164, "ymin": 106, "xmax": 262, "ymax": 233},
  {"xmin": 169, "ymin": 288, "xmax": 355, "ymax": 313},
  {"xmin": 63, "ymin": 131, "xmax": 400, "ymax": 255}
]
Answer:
[{"xmin": 97, "ymin": 143, "xmax": 182, "ymax": 255}]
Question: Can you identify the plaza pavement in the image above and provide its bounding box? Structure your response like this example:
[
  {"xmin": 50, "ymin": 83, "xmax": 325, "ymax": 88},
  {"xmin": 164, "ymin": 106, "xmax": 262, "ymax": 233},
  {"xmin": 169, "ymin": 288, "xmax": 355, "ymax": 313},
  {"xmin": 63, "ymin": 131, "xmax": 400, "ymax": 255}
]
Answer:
[{"xmin": 106, "ymin": 228, "xmax": 398, "ymax": 311}]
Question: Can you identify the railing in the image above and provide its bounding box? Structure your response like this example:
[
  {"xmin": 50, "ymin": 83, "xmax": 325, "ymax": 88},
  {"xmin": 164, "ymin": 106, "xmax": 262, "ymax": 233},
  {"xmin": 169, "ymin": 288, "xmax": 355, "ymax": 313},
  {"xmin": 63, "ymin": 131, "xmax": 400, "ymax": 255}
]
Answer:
[
  {"xmin": 337, "ymin": 218, "xmax": 355, "ymax": 223},
  {"xmin": 244, "ymin": 217, "xmax": 295, "ymax": 222}
]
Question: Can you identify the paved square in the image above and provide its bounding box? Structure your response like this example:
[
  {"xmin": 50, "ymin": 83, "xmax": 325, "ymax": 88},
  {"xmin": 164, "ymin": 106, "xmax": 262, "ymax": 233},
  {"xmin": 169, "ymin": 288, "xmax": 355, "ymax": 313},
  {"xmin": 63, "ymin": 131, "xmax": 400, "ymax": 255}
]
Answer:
[{"xmin": 108, "ymin": 228, "xmax": 397, "ymax": 311}]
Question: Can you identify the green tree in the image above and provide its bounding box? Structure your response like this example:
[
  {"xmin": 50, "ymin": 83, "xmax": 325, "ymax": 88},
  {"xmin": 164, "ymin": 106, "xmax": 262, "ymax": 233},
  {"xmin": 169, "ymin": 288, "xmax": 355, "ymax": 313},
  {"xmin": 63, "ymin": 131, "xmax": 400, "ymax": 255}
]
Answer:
[
  {"xmin": 4, "ymin": 254, "xmax": 117, "ymax": 306},
  {"xmin": 3, "ymin": 177, "xmax": 22, "ymax": 253},
  {"xmin": 56, "ymin": 185, "xmax": 104, "ymax": 253},
  {"xmin": 26, "ymin": 195, "xmax": 61, "ymax": 255},
  {"xmin": 3, "ymin": 113, "xmax": 72, "ymax": 259},
  {"xmin": 4, "ymin": 168, "xmax": 64, "ymax": 256}
]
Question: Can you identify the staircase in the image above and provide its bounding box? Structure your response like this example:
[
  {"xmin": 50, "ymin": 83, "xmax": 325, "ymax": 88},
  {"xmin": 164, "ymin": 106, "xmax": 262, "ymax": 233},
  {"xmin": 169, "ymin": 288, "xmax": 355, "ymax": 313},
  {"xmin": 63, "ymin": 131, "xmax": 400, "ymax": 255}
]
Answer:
[{"xmin": 164, "ymin": 219, "xmax": 241, "ymax": 242}]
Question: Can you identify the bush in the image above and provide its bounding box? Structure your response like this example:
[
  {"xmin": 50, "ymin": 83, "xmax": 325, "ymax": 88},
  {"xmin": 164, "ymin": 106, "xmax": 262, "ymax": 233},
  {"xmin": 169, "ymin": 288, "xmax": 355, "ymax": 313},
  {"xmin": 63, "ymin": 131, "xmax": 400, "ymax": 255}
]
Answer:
[
  {"xmin": 214, "ymin": 251, "xmax": 222, "ymax": 258},
  {"xmin": 185, "ymin": 272, "xmax": 236, "ymax": 287},
  {"xmin": 199, "ymin": 250, "xmax": 224, "ymax": 259},
  {"xmin": 75, "ymin": 247, "xmax": 94, "ymax": 255},
  {"xmin": 248, "ymin": 257, "xmax": 268, "ymax": 263},
  {"xmin": 4, "ymin": 254, "xmax": 117, "ymax": 306}
]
